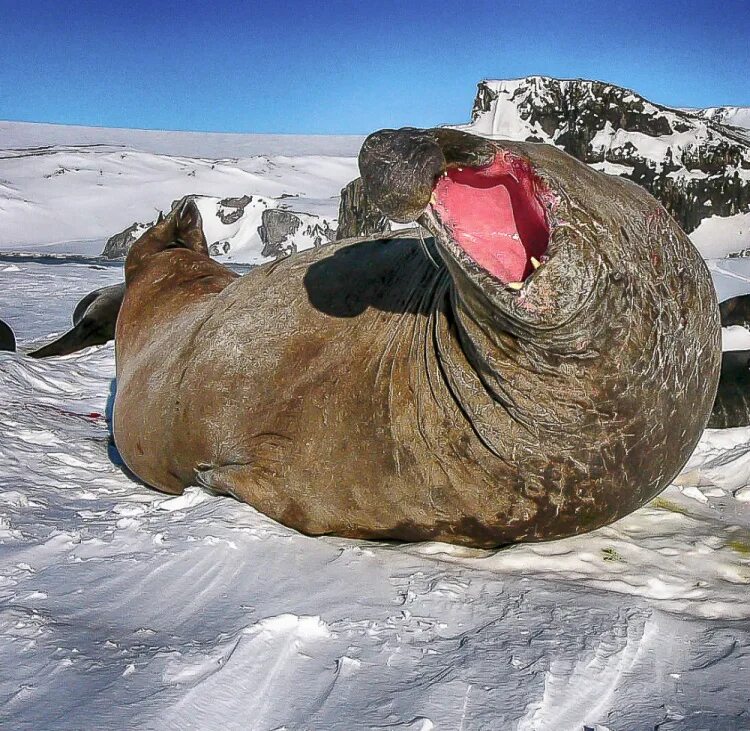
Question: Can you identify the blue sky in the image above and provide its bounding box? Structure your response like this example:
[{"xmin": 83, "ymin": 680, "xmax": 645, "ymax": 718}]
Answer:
[{"xmin": 1, "ymin": 0, "xmax": 748, "ymax": 134}]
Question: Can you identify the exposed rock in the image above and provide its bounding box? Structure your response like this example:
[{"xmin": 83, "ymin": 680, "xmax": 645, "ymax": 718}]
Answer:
[
  {"xmin": 457, "ymin": 76, "xmax": 750, "ymax": 236},
  {"xmin": 258, "ymin": 209, "xmax": 301, "ymax": 258},
  {"xmin": 336, "ymin": 177, "xmax": 391, "ymax": 240},
  {"xmin": 209, "ymin": 241, "xmax": 231, "ymax": 256},
  {"xmin": 258, "ymin": 209, "xmax": 334, "ymax": 259},
  {"xmin": 217, "ymin": 195, "xmax": 254, "ymax": 224},
  {"xmin": 102, "ymin": 221, "xmax": 150, "ymax": 259}
]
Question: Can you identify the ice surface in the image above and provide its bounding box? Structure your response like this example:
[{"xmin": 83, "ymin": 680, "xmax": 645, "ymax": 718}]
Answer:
[
  {"xmin": 1, "ymin": 254, "xmax": 749, "ymax": 729},
  {"xmin": 2, "ymin": 117, "xmax": 750, "ymax": 729}
]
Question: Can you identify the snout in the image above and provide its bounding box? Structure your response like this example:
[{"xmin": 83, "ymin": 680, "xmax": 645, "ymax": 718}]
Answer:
[{"xmin": 358, "ymin": 128, "xmax": 446, "ymax": 223}]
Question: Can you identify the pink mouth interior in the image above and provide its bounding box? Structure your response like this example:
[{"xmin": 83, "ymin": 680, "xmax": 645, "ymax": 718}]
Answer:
[{"xmin": 432, "ymin": 152, "xmax": 551, "ymax": 283}]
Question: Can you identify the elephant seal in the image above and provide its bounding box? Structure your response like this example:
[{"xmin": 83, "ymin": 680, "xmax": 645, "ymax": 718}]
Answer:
[
  {"xmin": 104, "ymin": 128, "xmax": 720, "ymax": 547},
  {"xmin": 29, "ymin": 282, "xmax": 126, "ymax": 358},
  {"xmin": 0, "ymin": 319, "xmax": 15, "ymax": 352},
  {"xmin": 709, "ymin": 349, "xmax": 750, "ymax": 428},
  {"xmin": 719, "ymin": 293, "xmax": 750, "ymax": 330},
  {"xmin": 707, "ymin": 293, "xmax": 750, "ymax": 428}
]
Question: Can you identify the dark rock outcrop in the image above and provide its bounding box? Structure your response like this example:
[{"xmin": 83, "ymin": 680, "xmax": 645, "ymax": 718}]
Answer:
[
  {"xmin": 102, "ymin": 221, "xmax": 148, "ymax": 259},
  {"xmin": 258, "ymin": 209, "xmax": 302, "ymax": 258},
  {"xmin": 461, "ymin": 76, "xmax": 750, "ymax": 236},
  {"xmin": 336, "ymin": 177, "xmax": 391, "ymax": 240},
  {"xmin": 258, "ymin": 209, "xmax": 334, "ymax": 259},
  {"xmin": 217, "ymin": 195, "xmax": 254, "ymax": 224}
]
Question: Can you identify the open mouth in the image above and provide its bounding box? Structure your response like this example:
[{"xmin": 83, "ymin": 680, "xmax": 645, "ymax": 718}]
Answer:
[{"xmin": 430, "ymin": 151, "xmax": 552, "ymax": 286}]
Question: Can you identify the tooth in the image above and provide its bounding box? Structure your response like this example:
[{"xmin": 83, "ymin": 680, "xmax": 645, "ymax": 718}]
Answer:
[
  {"xmin": 506, "ymin": 281, "xmax": 524, "ymax": 290},
  {"xmin": 430, "ymin": 192, "xmax": 437, "ymax": 205},
  {"xmin": 531, "ymin": 256, "xmax": 541, "ymax": 270},
  {"xmin": 458, "ymin": 167, "xmax": 463, "ymax": 172}
]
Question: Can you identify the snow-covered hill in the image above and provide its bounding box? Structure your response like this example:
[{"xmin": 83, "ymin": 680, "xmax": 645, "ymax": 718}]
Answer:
[
  {"xmin": 0, "ymin": 122, "xmax": 359, "ymax": 260},
  {"xmin": 101, "ymin": 195, "xmax": 335, "ymax": 263},
  {"xmin": 689, "ymin": 106, "xmax": 750, "ymax": 132},
  {"xmin": 453, "ymin": 76, "xmax": 750, "ymax": 258}
]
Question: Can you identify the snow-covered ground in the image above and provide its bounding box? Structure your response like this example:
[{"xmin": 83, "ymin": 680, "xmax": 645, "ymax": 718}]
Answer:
[
  {"xmin": 688, "ymin": 106, "xmax": 750, "ymax": 132},
  {"xmin": 1, "ymin": 251, "xmax": 750, "ymax": 730},
  {"xmin": 692, "ymin": 211, "xmax": 750, "ymax": 258},
  {"xmin": 2, "ymin": 120, "xmax": 750, "ymax": 729},
  {"xmin": 0, "ymin": 122, "xmax": 359, "ymax": 260}
]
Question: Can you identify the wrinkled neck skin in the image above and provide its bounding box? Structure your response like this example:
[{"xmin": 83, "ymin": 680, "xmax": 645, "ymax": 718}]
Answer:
[
  {"xmin": 420, "ymin": 190, "xmax": 613, "ymax": 463},
  {"xmin": 358, "ymin": 128, "xmax": 720, "ymax": 542},
  {"xmin": 358, "ymin": 128, "xmax": 620, "ymax": 462}
]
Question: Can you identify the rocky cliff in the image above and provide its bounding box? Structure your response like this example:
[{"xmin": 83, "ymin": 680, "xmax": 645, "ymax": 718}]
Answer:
[
  {"xmin": 335, "ymin": 177, "xmax": 391, "ymax": 241},
  {"xmin": 338, "ymin": 78, "xmax": 750, "ymax": 254},
  {"xmin": 102, "ymin": 194, "xmax": 335, "ymax": 264},
  {"xmin": 456, "ymin": 77, "xmax": 750, "ymax": 247}
]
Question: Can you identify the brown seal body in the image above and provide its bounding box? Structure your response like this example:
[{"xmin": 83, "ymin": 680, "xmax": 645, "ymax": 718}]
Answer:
[{"xmin": 112, "ymin": 130, "xmax": 720, "ymax": 547}]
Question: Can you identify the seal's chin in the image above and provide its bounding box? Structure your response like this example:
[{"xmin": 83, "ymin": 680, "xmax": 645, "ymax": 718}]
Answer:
[{"xmin": 430, "ymin": 152, "xmax": 551, "ymax": 285}]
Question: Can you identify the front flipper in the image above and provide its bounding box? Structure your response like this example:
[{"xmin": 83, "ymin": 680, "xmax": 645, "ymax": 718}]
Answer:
[
  {"xmin": 0, "ymin": 319, "xmax": 16, "ymax": 352},
  {"xmin": 29, "ymin": 282, "xmax": 125, "ymax": 358}
]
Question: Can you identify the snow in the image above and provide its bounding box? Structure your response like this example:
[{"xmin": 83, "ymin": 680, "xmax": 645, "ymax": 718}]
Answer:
[
  {"xmin": 0, "ymin": 122, "xmax": 358, "ymax": 258},
  {"xmin": 722, "ymin": 325, "xmax": 750, "ymax": 350},
  {"xmin": 2, "ymin": 119, "xmax": 750, "ymax": 728},
  {"xmin": 0, "ymin": 120, "xmax": 366, "ymax": 158},
  {"xmin": 692, "ymin": 210, "xmax": 750, "ymax": 258},
  {"xmin": 589, "ymin": 161, "xmax": 635, "ymax": 177},
  {"xmin": 0, "ymin": 252, "xmax": 750, "ymax": 728},
  {"xmin": 688, "ymin": 106, "xmax": 750, "ymax": 133}
]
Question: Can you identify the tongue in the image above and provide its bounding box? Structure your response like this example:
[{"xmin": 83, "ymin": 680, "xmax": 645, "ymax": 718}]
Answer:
[
  {"xmin": 431, "ymin": 153, "xmax": 551, "ymax": 284},
  {"xmin": 433, "ymin": 177, "xmax": 528, "ymax": 283}
]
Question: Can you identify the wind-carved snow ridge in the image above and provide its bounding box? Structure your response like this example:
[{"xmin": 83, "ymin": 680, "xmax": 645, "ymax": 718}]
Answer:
[{"xmin": 1, "ymin": 261, "xmax": 750, "ymax": 728}]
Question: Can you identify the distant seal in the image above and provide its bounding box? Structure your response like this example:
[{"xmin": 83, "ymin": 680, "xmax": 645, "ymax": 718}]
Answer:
[
  {"xmin": 709, "ymin": 349, "xmax": 750, "ymax": 428},
  {"xmin": 719, "ymin": 292, "xmax": 750, "ymax": 330},
  {"xmin": 0, "ymin": 319, "xmax": 15, "ymax": 352},
  {"xmin": 29, "ymin": 283, "xmax": 126, "ymax": 358},
  {"xmin": 707, "ymin": 293, "xmax": 750, "ymax": 428}
]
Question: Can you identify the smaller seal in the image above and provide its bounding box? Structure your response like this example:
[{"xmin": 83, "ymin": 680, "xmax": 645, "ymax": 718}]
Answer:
[
  {"xmin": 708, "ymin": 293, "xmax": 750, "ymax": 427},
  {"xmin": 709, "ymin": 348, "xmax": 750, "ymax": 428},
  {"xmin": 720, "ymin": 293, "xmax": 750, "ymax": 330},
  {"xmin": 0, "ymin": 319, "xmax": 16, "ymax": 352},
  {"xmin": 29, "ymin": 283, "xmax": 125, "ymax": 358}
]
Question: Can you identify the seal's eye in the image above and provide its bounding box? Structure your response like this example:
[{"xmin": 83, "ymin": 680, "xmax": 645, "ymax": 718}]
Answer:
[{"xmin": 431, "ymin": 152, "xmax": 551, "ymax": 284}]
